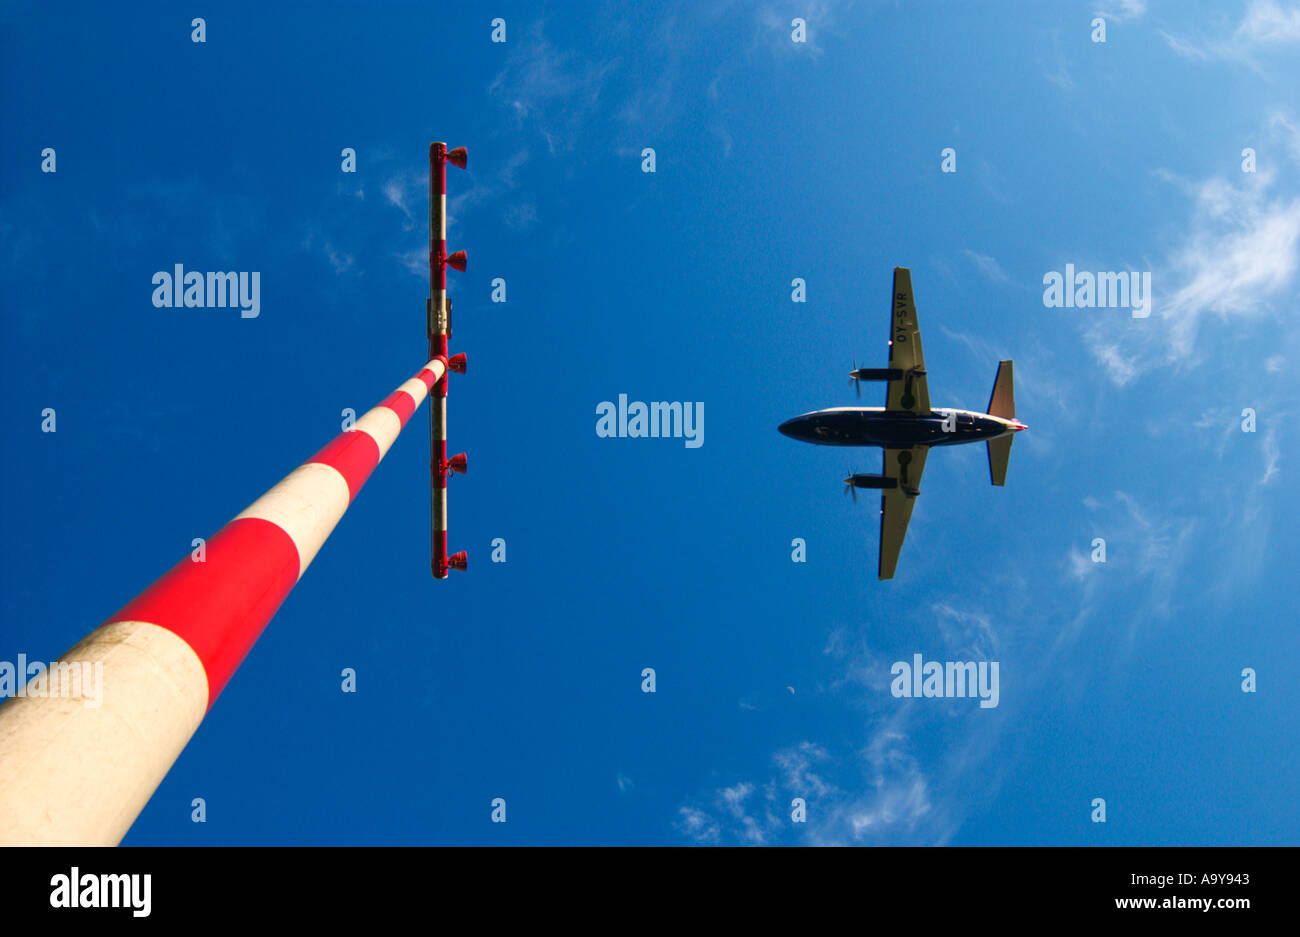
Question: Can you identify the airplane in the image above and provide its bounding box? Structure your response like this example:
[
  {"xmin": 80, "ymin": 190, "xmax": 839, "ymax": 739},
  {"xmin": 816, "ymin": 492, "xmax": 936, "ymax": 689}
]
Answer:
[{"xmin": 778, "ymin": 267, "xmax": 1026, "ymax": 580}]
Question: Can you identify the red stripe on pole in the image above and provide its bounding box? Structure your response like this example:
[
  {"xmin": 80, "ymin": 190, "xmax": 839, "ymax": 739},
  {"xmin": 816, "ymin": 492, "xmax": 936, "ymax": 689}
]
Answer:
[
  {"xmin": 112, "ymin": 517, "xmax": 300, "ymax": 707},
  {"xmin": 380, "ymin": 390, "xmax": 417, "ymax": 427},
  {"xmin": 307, "ymin": 430, "xmax": 381, "ymax": 501},
  {"xmin": 415, "ymin": 368, "xmax": 440, "ymax": 392},
  {"xmin": 107, "ymin": 358, "xmax": 445, "ymax": 704}
]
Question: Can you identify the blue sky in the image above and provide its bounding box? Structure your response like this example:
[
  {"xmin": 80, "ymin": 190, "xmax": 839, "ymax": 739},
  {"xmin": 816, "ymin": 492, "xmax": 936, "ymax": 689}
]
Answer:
[{"xmin": 2, "ymin": 0, "xmax": 1298, "ymax": 845}]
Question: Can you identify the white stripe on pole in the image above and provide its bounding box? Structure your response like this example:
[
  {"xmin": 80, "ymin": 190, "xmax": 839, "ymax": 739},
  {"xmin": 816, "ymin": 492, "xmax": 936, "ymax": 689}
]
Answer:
[{"xmin": 0, "ymin": 357, "xmax": 445, "ymax": 845}]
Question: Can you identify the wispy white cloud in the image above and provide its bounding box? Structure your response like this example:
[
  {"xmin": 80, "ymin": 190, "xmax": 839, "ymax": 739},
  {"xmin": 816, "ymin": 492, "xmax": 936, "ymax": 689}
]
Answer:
[
  {"xmin": 676, "ymin": 779, "xmax": 779, "ymax": 845},
  {"xmin": 1160, "ymin": 0, "xmax": 1300, "ymax": 66},
  {"xmin": 1159, "ymin": 30, "xmax": 1222, "ymax": 63},
  {"xmin": 300, "ymin": 227, "xmax": 358, "ymax": 275},
  {"xmin": 676, "ymin": 805, "xmax": 720, "ymax": 843},
  {"xmin": 381, "ymin": 171, "xmax": 421, "ymax": 231},
  {"xmin": 1040, "ymin": 29, "xmax": 1076, "ymax": 92},
  {"xmin": 324, "ymin": 244, "xmax": 354, "ymax": 273},
  {"xmin": 774, "ymin": 741, "xmax": 834, "ymax": 798},
  {"xmin": 447, "ymin": 148, "xmax": 531, "ymax": 221},
  {"xmin": 1086, "ymin": 336, "xmax": 1141, "ymax": 386},
  {"xmin": 1267, "ymin": 111, "xmax": 1300, "ymax": 164},
  {"xmin": 756, "ymin": 2, "xmax": 841, "ymax": 61},
  {"xmin": 961, "ymin": 249, "xmax": 1010, "ymax": 285},
  {"xmin": 720, "ymin": 782, "xmax": 770, "ymax": 844},
  {"xmin": 488, "ymin": 21, "xmax": 617, "ymax": 157},
  {"xmin": 490, "ymin": 6, "xmax": 845, "ymax": 168},
  {"xmin": 1260, "ymin": 425, "xmax": 1281, "ymax": 484},
  {"xmin": 709, "ymin": 124, "xmax": 734, "ymax": 159},
  {"xmin": 397, "ymin": 247, "xmax": 425, "ymax": 277},
  {"xmin": 1160, "ymin": 178, "xmax": 1300, "ymax": 362},
  {"xmin": 1201, "ymin": 412, "xmax": 1289, "ymax": 596},
  {"xmin": 799, "ymin": 705, "xmax": 981, "ymax": 847},
  {"xmin": 1085, "ymin": 115, "xmax": 1300, "ymax": 383},
  {"xmin": 1057, "ymin": 491, "xmax": 1200, "ymax": 650},
  {"xmin": 502, "ymin": 202, "xmax": 538, "ymax": 231},
  {"xmin": 933, "ymin": 602, "xmax": 999, "ymax": 660},
  {"xmin": 1097, "ymin": 0, "xmax": 1147, "ymax": 22},
  {"xmin": 815, "ymin": 719, "xmax": 937, "ymax": 844},
  {"xmin": 1239, "ymin": 0, "xmax": 1300, "ymax": 43},
  {"xmin": 1114, "ymin": 491, "xmax": 1198, "ymax": 587},
  {"xmin": 1067, "ymin": 545, "xmax": 1096, "ymax": 581},
  {"xmin": 1192, "ymin": 406, "xmax": 1245, "ymax": 458},
  {"xmin": 677, "ymin": 719, "xmax": 947, "ymax": 846}
]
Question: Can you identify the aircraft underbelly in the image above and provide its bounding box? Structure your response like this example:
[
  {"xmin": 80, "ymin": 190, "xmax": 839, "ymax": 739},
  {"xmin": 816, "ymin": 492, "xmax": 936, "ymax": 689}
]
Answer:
[
  {"xmin": 860, "ymin": 417, "xmax": 946, "ymax": 447},
  {"xmin": 863, "ymin": 416, "xmax": 1002, "ymax": 448}
]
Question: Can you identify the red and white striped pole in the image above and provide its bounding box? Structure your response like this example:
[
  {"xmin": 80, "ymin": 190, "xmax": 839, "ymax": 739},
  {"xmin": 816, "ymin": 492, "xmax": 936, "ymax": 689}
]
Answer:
[
  {"xmin": 0, "ymin": 357, "xmax": 447, "ymax": 845},
  {"xmin": 429, "ymin": 141, "xmax": 468, "ymax": 579}
]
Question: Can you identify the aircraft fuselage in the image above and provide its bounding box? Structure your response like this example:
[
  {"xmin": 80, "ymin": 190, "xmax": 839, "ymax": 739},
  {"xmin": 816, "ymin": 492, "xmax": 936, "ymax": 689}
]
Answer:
[{"xmin": 778, "ymin": 407, "xmax": 1020, "ymax": 448}]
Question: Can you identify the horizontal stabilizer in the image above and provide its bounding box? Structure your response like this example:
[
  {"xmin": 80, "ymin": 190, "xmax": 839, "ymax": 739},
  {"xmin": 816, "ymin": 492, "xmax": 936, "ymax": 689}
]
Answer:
[{"xmin": 988, "ymin": 436, "xmax": 1012, "ymax": 486}]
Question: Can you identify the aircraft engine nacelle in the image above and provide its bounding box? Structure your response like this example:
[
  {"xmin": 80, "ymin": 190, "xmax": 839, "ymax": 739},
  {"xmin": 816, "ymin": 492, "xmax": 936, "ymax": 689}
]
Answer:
[
  {"xmin": 847, "ymin": 474, "xmax": 897, "ymax": 490},
  {"xmin": 849, "ymin": 368, "xmax": 904, "ymax": 381}
]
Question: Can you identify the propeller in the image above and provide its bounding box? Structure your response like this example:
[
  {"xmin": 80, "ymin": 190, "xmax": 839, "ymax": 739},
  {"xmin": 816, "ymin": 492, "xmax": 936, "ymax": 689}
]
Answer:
[
  {"xmin": 850, "ymin": 359, "xmax": 861, "ymax": 399},
  {"xmin": 843, "ymin": 467, "xmax": 858, "ymax": 502}
]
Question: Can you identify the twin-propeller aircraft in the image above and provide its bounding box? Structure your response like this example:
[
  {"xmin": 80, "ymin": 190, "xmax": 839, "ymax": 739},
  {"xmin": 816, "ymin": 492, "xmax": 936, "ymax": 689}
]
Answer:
[{"xmin": 779, "ymin": 267, "xmax": 1025, "ymax": 580}]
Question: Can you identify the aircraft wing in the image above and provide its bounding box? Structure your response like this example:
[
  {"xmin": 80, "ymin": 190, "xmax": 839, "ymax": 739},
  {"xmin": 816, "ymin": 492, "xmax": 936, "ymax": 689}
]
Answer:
[
  {"xmin": 885, "ymin": 267, "xmax": 931, "ymax": 414},
  {"xmin": 878, "ymin": 446, "xmax": 928, "ymax": 580}
]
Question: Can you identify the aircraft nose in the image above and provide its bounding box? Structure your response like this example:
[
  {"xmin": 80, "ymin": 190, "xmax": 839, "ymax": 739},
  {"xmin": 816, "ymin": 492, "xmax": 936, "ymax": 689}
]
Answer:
[{"xmin": 779, "ymin": 417, "xmax": 804, "ymax": 439}]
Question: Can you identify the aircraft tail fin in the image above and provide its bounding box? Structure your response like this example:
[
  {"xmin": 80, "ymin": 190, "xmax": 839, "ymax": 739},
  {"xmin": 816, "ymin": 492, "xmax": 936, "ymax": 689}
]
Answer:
[
  {"xmin": 987, "ymin": 361, "xmax": 1016, "ymax": 486},
  {"xmin": 987, "ymin": 360, "xmax": 1014, "ymax": 419},
  {"xmin": 988, "ymin": 436, "xmax": 1012, "ymax": 486}
]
